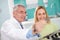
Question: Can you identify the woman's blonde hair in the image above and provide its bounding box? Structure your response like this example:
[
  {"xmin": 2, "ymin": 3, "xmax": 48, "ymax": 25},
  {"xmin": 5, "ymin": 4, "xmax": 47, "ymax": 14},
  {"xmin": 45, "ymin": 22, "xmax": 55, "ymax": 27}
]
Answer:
[{"xmin": 34, "ymin": 6, "xmax": 50, "ymax": 23}]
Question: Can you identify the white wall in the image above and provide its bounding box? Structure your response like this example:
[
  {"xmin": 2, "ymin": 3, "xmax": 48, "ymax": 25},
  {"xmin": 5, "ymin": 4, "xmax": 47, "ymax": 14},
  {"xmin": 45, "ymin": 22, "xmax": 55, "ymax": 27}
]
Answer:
[{"xmin": 0, "ymin": 0, "xmax": 10, "ymax": 27}]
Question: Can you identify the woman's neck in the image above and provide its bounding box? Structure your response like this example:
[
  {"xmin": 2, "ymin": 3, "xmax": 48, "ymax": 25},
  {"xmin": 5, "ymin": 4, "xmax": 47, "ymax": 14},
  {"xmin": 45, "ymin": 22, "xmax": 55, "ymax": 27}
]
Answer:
[{"xmin": 39, "ymin": 20, "xmax": 47, "ymax": 25}]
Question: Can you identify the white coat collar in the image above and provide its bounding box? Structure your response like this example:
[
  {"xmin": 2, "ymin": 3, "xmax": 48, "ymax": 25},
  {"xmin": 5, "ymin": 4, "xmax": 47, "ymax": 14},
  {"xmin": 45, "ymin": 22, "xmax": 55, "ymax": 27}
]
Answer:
[{"xmin": 11, "ymin": 17, "xmax": 24, "ymax": 29}]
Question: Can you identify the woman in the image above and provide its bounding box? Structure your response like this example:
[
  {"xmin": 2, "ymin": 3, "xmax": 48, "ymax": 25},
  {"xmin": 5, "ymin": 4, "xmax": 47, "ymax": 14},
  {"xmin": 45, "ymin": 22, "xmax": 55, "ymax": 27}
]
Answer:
[{"xmin": 26, "ymin": 6, "xmax": 58, "ymax": 40}]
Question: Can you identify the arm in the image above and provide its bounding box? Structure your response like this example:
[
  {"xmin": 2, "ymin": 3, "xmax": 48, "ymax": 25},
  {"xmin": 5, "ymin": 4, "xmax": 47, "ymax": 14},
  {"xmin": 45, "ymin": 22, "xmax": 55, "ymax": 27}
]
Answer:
[
  {"xmin": 26, "ymin": 29, "xmax": 40, "ymax": 39},
  {"xmin": 1, "ymin": 23, "xmax": 28, "ymax": 40},
  {"xmin": 26, "ymin": 23, "xmax": 43, "ymax": 39},
  {"xmin": 26, "ymin": 30, "xmax": 35, "ymax": 38}
]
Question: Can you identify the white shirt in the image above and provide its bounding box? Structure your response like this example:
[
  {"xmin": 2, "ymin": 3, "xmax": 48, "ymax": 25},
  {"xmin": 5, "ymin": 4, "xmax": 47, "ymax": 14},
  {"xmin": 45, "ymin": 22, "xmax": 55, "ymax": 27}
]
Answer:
[{"xmin": 1, "ymin": 17, "xmax": 31, "ymax": 40}]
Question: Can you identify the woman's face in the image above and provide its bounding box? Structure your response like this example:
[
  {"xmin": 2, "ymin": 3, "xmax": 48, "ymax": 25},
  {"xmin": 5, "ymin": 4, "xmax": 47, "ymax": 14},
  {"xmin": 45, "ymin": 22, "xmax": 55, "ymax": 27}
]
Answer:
[{"xmin": 37, "ymin": 8, "xmax": 46, "ymax": 21}]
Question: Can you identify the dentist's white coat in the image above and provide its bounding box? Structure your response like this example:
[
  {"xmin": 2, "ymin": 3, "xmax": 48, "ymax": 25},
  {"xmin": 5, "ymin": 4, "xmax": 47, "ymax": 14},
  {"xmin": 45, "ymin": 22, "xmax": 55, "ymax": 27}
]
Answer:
[{"xmin": 1, "ymin": 17, "xmax": 36, "ymax": 40}]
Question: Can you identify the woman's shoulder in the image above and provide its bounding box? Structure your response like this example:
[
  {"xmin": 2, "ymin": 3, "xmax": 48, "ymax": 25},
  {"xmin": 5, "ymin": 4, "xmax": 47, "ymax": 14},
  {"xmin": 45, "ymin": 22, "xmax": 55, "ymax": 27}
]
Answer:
[
  {"xmin": 48, "ymin": 22, "xmax": 59, "ymax": 30},
  {"xmin": 47, "ymin": 22, "xmax": 57, "ymax": 26}
]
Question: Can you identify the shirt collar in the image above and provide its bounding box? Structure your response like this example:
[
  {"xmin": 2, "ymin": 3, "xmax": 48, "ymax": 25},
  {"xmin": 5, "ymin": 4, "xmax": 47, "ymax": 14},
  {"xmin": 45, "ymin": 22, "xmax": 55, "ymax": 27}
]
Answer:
[{"xmin": 11, "ymin": 17, "xmax": 24, "ymax": 29}]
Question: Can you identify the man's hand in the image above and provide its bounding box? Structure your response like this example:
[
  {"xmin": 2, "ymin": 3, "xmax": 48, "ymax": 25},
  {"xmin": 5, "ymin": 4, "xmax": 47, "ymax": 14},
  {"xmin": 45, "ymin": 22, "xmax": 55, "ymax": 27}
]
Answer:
[{"xmin": 35, "ymin": 22, "xmax": 44, "ymax": 33}]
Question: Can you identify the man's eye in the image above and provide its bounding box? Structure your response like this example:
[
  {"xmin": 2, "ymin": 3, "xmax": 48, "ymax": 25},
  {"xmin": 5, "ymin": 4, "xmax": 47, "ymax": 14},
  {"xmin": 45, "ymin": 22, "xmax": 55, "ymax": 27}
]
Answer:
[{"xmin": 20, "ymin": 11, "xmax": 23, "ymax": 13}]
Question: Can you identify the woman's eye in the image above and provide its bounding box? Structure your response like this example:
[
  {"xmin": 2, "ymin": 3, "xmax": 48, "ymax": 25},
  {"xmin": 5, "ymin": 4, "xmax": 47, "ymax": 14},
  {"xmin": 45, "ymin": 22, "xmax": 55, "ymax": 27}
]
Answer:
[
  {"xmin": 43, "ymin": 13, "xmax": 45, "ymax": 15},
  {"xmin": 38, "ymin": 13, "xmax": 41, "ymax": 15}
]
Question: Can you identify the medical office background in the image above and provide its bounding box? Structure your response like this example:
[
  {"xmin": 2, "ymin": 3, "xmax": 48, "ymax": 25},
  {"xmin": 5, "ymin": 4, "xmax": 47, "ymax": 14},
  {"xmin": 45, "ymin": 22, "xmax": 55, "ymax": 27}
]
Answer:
[{"xmin": 0, "ymin": 0, "xmax": 60, "ymax": 28}]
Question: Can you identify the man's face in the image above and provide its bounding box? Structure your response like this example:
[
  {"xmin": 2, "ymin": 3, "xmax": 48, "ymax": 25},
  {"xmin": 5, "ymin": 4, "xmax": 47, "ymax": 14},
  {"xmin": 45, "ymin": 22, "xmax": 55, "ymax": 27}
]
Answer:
[{"xmin": 13, "ymin": 6, "xmax": 26, "ymax": 22}]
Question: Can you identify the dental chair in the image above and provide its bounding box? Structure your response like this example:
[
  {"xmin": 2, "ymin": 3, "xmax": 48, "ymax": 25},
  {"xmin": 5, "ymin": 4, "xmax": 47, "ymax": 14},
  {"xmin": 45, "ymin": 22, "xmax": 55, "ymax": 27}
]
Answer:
[{"xmin": 39, "ymin": 29, "xmax": 60, "ymax": 40}]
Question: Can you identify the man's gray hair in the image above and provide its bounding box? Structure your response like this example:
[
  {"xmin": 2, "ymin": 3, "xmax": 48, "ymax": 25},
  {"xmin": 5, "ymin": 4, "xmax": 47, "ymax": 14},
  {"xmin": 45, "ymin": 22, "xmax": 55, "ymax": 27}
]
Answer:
[{"xmin": 13, "ymin": 4, "xmax": 25, "ymax": 11}]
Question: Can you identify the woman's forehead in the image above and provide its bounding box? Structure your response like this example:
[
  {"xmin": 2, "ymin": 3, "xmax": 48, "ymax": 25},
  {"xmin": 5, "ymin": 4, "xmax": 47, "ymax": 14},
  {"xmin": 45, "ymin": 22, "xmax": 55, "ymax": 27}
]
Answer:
[{"xmin": 37, "ymin": 9, "xmax": 45, "ymax": 13}]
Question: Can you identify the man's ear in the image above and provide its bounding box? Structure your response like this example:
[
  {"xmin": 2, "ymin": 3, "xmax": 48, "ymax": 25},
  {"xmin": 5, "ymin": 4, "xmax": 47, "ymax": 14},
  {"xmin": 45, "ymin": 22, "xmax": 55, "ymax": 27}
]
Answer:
[
  {"xmin": 24, "ymin": 15, "xmax": 28, "ymax": 21},
  {"xmin": 13, "ymin": 11, "xmax": 17, "ymax": 18}
]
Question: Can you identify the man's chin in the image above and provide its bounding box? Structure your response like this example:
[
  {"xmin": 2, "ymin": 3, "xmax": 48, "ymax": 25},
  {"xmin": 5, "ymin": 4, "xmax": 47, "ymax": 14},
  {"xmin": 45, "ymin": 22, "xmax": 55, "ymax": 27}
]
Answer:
[
  {"xmin": 21, "ymin": 20, "xmax": 25, "ymax": 22},
  {"xmin": 19, "ymin": 19, "xmax": 25, "ymax": 22}
]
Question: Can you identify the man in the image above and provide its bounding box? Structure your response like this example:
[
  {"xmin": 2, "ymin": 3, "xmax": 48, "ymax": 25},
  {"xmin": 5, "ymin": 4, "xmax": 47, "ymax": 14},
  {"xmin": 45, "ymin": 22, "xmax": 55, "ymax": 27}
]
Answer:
[{"xmin": 1, "ymin": 5, "xmax": 29, "ymax": 40}]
